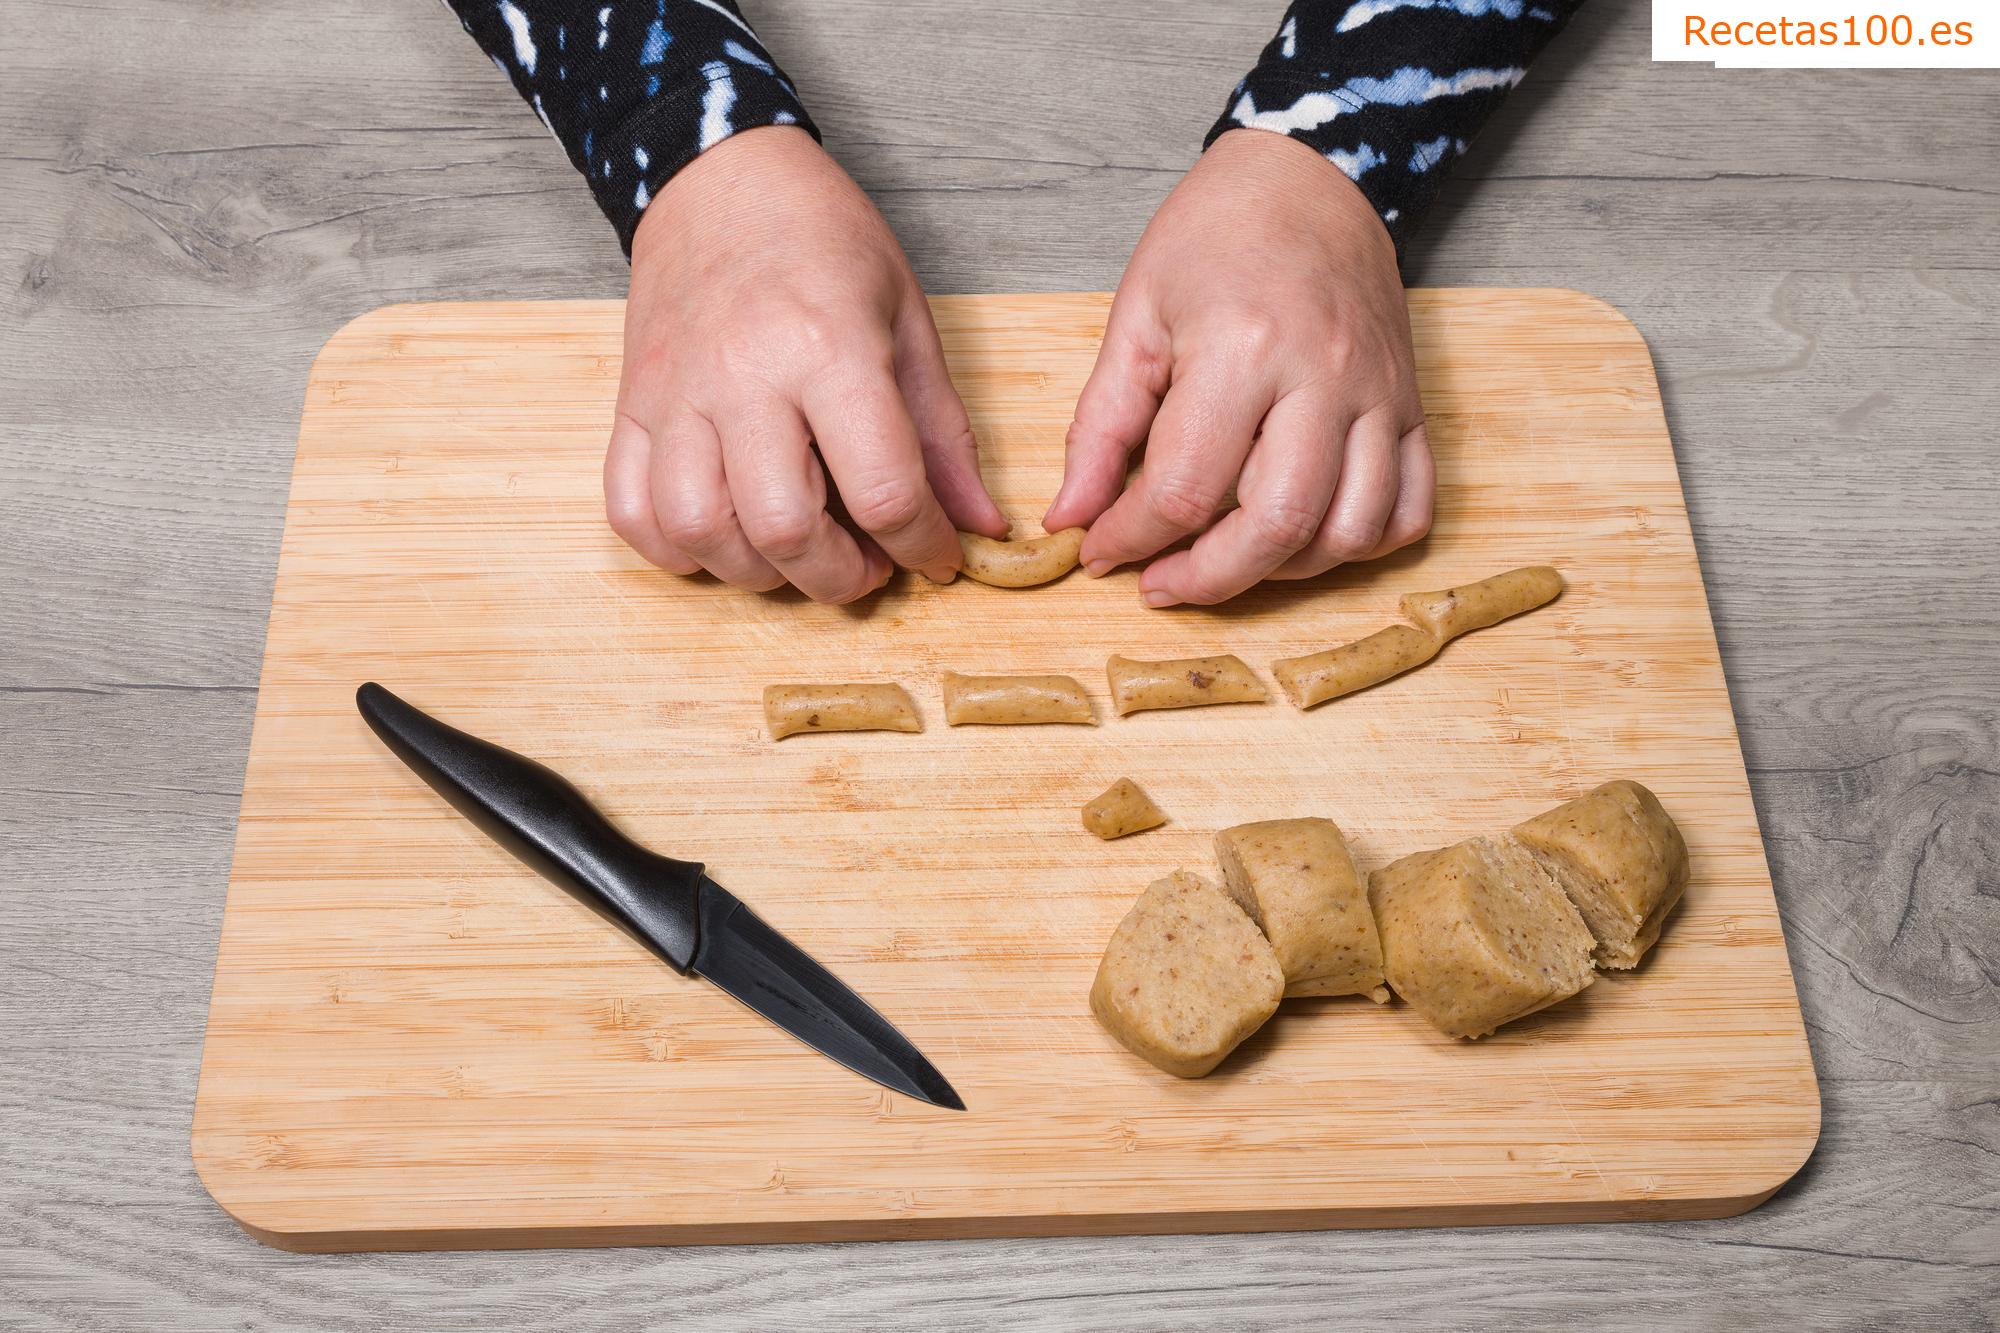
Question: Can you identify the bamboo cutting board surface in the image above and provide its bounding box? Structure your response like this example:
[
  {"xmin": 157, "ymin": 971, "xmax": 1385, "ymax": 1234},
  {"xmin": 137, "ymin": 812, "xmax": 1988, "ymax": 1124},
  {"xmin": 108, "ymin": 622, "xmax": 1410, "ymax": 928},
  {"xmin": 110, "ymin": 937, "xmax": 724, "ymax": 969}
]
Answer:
[{"xmin": 192, "ymin": 291, "xmax": 1819, "ymax": 1251}]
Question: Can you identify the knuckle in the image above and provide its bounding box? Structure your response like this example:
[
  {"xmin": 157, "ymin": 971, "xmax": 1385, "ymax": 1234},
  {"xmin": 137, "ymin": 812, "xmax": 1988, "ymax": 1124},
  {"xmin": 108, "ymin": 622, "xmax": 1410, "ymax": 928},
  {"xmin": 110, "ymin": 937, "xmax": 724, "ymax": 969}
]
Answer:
[
  {"xmin": 742, "ymin": 506, "xmax": 819, "ymax": 562},
  {"xmin": 1323, "ymin": 515, "xmax": 1387, "ymax": 560},
  {"xmin": 603, "ymin": 489, "xmax": 652, "ymax": 543},
  {"xmin": 1213, "ymin": 311, "xmax": 1284, "ymax": 365},
  {"xmin": 1146, "ymin": 472, "xmax": 1225, "ymax": 532},
  {"xmin": 845, "ymin": 477, "xmax": 926, "ymax": 535},
  {"xmin": 1249, "ymin": 497, "xmax": 1323, "ymax": 553},
  {"xmin": 657, "ymin": 503, "xmax": 734, "ymax": 556}
]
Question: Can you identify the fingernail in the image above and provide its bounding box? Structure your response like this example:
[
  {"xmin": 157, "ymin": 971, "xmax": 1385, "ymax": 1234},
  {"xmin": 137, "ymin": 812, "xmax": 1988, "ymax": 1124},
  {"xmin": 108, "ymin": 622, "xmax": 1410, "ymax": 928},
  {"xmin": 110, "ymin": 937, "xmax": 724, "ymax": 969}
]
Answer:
[
  {"xmin": 923, "ymin": 563, "xmax": 959, "ymax": 585},
  {"xmin": 1085, "ymin": 560, "xmax": 1114, "ymax": 578},
  {"xmin": 1143, "ymin": 590, "xmax": 1180, "ymax": 609}
]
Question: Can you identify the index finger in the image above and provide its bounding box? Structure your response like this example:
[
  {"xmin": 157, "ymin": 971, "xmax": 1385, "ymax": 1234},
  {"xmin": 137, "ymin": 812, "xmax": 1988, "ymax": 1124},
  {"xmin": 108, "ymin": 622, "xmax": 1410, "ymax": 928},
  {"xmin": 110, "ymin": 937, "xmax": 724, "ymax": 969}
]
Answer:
[{"xmin": 804, "ymin": 364, "xmax": 962, "ymax": 583}]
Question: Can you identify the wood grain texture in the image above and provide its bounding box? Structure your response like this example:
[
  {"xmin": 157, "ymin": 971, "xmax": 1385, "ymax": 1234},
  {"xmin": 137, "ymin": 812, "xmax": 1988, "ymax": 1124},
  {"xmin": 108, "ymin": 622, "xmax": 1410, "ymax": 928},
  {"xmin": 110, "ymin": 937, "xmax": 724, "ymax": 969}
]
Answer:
[
  {"xmin": 187, "ymin": 291, "xmax": 1818, "ymax": 1250},
  {"xmin": 3, "ymin": 0, "xmax": 1995, "ymax": 1326}
]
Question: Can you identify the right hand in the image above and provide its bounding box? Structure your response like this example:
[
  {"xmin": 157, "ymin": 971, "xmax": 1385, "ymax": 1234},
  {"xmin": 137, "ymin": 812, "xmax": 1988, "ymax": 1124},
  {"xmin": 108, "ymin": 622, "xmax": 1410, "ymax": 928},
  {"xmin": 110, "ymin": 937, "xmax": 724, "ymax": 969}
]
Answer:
[{"xmin": 606, "ymin": 126, "xmax": 1008, "ymax": 602}]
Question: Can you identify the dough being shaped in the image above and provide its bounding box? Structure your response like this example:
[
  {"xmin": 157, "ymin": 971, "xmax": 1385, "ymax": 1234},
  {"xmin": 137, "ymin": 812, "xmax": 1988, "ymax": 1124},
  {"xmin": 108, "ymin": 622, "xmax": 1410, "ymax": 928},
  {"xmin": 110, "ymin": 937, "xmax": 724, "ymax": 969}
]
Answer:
[
  {"xmin": 1512, "ymin": 779, "xmax": 1688, "ymax": 969},
  {"xmin": 1082, "ymin": 777, "xmax": 1165, "ymax": 839},
  {"xmin": 764, "ymin": 683, "xmax": 921, "ymax": 740},
  {"xmin": 1106, "ymin": 654, "xmax": 1268, "ymax": 715},
  {"xmin": 942, "ymin": 671, "xmax": 1094, "ymax": 726},
  {"xmin": 1399, "ymin": 565, "xmax": 1564, "ymax": 643},
  {"xmin": 1090, "ymin": 870, "xmax": 1284, "ymax": 1078},
  {"xmin": 1271, "ymin": 624, "xmax": 1441, "ymax": 709},
  {"xmin": 1215, "ymin": 817, "xmax": 1387, "ymax": 1001},
  {"xmin": 957, "ymin": 528, "xmax": 1085, "ymax": 587},
  {"xmin": 1369, "ymin": 836, "xmax": 1595, "ymax": 1039}
]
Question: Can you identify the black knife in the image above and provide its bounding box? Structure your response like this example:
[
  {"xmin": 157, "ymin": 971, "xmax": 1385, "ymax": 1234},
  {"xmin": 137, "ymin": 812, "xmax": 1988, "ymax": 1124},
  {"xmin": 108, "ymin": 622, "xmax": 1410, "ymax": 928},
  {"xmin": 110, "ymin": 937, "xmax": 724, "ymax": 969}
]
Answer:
[{"xmin": 355, "ymin": 682, "xmax": 964, "ymax": 1111}]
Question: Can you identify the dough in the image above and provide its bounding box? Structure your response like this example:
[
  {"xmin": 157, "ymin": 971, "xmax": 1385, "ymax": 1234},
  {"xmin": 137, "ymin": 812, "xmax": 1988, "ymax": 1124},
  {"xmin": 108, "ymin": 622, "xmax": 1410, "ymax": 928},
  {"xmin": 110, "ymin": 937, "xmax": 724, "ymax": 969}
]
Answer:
[
  {"xmin": 1512, "ymin": 779, "xmax": 1688, "ymax": 969},
  {"xmin": 763, "ymin": 683, "xmax": 921, "ymax": 740},
  {"xmin": 1090, "ymin": 870, "xmax": 1284, "ymax": 1078},
  {"xmin": 942, "ymin": 671, "xmax": 1095, "ymax": 726},
  {"xmin": 1271, "ymin": 624, "xmax": 1441, "ymax": 709},
  {"xmin": 1369, "ymin": 836, "xmax": 1595, "ymax": 1039},
  {"xmin": 1081, "ymin": 777, "xmax": 1165, "ymax": 839},
  {"xmin": 958, "ymin": 528, "xmax": 1086, "ymax": 587},
  {"xmin": 1215, "ymin": 818, "xmax": 1387, "ymax": 1000},
  {"xmin": 1399, "ymin": 565, "xmax": 1564, "ymax": 643},
  {"xmin": 1106, "ymin": 654, "xmax": 1269, "ymax": 715}
]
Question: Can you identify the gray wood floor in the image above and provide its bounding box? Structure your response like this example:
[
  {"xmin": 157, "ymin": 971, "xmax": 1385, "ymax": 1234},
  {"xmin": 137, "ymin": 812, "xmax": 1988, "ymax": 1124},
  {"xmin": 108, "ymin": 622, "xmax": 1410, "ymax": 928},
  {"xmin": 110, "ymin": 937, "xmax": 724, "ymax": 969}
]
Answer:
[{"xmin": 3, "ymin": 2, "xmax": 1995, "ymax": 1328}]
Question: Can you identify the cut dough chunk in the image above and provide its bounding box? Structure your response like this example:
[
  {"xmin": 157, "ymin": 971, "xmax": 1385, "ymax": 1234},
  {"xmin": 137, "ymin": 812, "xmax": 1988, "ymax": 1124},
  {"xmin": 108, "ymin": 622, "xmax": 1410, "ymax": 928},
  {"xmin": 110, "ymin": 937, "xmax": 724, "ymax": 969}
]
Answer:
[
  {"xmin": 942, "ymin": 671, "xmax": 1094, "ymax": 726},
  {"xmin": 1090, "ymin": 870, "xmax": 1284, "ymax": 1078},
  {"xmin": 1400, "ymin": 565, "xmax": 1565, "ymax": 643},
  {"xmin": 1106, "ymin": 654, "xmax": 1268, "ymax": 715},
  {"xmin": 958, "ymin": 528, "xmax": 1085, "ymax": 587},
  {"xmin": 1369, "ymin": 836, "xmax": 1595, "ymax": 1039},
  {"xmin": 1082, "ymin": 777, "xmax": 1166, "ymax": 839},
  {"xmin": 763, "ymin": 683, "xmax": 921, "ymax": 740},
  {"xmin": 1271, "ymin": 624, "xmax": 1441, "ymax": 709},
  {"xmin": 1215, "ymin": 818, "xmax": 1387, "ymax": 1000},
  {"xmin": 1512, "ymin": 779, "xmax": 1688, "ymax": 969}
]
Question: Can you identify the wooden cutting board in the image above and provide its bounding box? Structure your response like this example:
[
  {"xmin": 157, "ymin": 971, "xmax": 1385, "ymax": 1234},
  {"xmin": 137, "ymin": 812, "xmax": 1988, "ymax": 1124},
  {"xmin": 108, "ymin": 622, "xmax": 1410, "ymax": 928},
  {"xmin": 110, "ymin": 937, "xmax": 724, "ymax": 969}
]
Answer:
[{"xmin": 192, "ymin": 291, "xmax": 1819, "ymax": 1252}]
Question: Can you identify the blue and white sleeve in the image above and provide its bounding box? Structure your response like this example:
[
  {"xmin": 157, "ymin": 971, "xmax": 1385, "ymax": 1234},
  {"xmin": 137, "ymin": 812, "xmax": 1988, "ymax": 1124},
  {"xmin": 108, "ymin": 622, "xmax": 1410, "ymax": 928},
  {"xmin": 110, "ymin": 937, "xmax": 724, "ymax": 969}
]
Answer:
[
  {"xmin": 1209, "ymin": 0, "xmax": 1586, "ymax": 256},
  {"xmin": 446, "ymin": 0, "xmax": 817, "ymax": 255}
]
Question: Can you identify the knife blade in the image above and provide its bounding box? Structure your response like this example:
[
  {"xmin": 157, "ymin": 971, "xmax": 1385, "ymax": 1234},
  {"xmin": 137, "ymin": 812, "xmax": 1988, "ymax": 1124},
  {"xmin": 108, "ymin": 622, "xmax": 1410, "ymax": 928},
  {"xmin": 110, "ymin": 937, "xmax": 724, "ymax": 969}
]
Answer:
[{"xmin": 355, "ymin": 682, "xmax": 964, "ymax": 1111}]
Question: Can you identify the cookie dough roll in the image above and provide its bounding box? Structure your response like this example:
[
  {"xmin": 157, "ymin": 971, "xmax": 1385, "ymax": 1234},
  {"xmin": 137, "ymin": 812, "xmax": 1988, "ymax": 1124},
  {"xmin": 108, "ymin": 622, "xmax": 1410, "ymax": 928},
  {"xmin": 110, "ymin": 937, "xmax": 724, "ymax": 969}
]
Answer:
[
  {"xmin": 763, "ymin": 683, "xmax": 922, "ymax": 740},
  {"xmin": 1399, "ymin": 565, "xmax": 1565, "ymax": 643},
  {"xmin": 1271, "ymin": 624, "xmax": 1441, "ymax": 709},
  {"xmin": 1106, "ymin": 654, "xmax": 1268, "ymax": 716},
  {"xmin": 1215, "ymin": 818, "xmax": 1386, "ymax": 1000},
  {"xmin": 1090, "ymin": 870, "xmax": 1284, "ymax": 1078},
  {"xmin": 957, "ymin": 528, "xmax": 1085, "ymax": 588},
  {"xmin": 1369, "ymin": 836, "xmax": 1596, "ymax": 1039},
  {"xmin": 1511, "ymin": 779, "xmax": 1689, "ymax": 969},
  {"xmin": 1081, "ymin": 777, "xmax": 1166, "ymax": 839},
  {"xmin": 941, "ymin": 671, "xmax": 1095, "ymax": 727}
]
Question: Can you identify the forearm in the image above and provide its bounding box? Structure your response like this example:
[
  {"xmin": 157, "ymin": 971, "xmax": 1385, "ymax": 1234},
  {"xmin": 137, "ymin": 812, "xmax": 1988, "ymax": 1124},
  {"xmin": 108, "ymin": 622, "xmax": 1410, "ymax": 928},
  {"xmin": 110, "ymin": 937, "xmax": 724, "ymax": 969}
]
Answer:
[
  {"xmin": 445, "ymin": 0, "xmax": 817, "ymax": 253},
  {"xmin": 1210, "ymin": 0, "xmax": 1586, "ymax": 254}
]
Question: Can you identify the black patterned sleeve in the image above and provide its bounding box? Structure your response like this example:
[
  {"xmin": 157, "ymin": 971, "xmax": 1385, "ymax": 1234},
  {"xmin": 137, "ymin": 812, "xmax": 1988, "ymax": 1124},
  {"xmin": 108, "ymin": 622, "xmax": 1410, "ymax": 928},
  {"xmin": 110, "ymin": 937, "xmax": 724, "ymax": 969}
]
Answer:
[
  {"xmin": 1208, "ymin": 0, "xmax": 1586, "ymax": 256},
  {"xmin": 445, "ymin": 0, "xmax": 818, "ymax": 255}
]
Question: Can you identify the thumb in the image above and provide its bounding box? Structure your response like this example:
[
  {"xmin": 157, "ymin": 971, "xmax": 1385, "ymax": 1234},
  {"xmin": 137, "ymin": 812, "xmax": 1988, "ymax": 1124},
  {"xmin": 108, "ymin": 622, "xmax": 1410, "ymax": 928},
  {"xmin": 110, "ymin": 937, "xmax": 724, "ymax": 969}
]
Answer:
[
  {"xmin": 1044, "ymin": 305, "xmax": 1168, "ymax": 532},
  {"xmin": 894, "ymin": 297, "xmax": 1009, "ymax": 539}
]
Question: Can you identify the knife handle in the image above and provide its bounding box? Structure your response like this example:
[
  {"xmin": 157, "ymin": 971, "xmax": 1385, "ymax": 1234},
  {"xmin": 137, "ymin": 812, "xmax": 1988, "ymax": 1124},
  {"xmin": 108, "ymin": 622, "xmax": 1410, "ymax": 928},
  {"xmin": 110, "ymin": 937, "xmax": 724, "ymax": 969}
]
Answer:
[{"xmin": 356, "ymin": 682, "xmax": 705, "ymax": 973}]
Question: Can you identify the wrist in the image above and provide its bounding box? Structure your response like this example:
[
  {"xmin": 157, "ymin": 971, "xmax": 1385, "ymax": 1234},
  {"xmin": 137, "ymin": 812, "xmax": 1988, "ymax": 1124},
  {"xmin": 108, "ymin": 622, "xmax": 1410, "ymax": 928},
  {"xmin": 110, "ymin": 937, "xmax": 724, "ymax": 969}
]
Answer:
[{"xmin": 633, "ymin": 124, "xmax": 823, "ymax": 261}]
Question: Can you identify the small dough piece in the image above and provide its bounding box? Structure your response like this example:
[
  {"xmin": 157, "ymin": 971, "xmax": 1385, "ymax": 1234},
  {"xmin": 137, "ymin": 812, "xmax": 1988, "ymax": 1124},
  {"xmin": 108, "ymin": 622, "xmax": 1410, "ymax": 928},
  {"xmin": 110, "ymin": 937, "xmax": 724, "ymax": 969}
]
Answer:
[
  {"xmin": 1399, "ymin": 565, "xmax": 1564, "ymax": 643},
  {"xmin": 1271, "ymin": 624, "xmax": 1441, "ymax": 709},
  {"xmin": 764, "ymin": 683, "xmax": 921, "ymax": 740},
  {"xmin": 1369, "ymin": 836, "xmax": 1595, "ymax": 1039},
  {"xmin": 1511, "ymin": 780, "xmax": 1689, "ymax": 969},
  {"xmin": 1082, "ymin": 778, "xmax": 1166, "ymax": 839},
  {"xmin": 942, "ymin": 671, "xmax": 1094, "ymax": 727},
  {"xmin": 1106, "ymin": 654, "xmax": 1268, "ymax": 715},
  {"xmin": 1090, "ymin": 870, "xmax": 1284, "ymax": 1078},
  {"xmin": 958, "ymin": 528, "xmax": 1085, "ymax": 588},
  {"xmin": 1215, "ymin": 818, "xmax": 1385, "ymax": 1000}
]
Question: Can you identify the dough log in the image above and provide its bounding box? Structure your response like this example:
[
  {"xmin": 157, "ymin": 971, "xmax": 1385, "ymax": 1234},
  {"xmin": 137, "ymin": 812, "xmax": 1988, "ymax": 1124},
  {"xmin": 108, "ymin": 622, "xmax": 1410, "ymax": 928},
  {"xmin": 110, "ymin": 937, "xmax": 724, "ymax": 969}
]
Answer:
[
  {"xmin": 1106, "ymin": 654, "xmax": 1268, "ymax": 716},
  {"xmin": 1090, "ymin": 871, "xmax": 1284, "ymax": 1078},
  {"xmin": 957, "ymin": 528, "xmax": 1085, "ymax": 588},
  {"xmin": 1512, "ymin": 779, "xmax": 1688, "ymax": 969},
  {"xmin": 1399, "ymin": 565, "xmax": 1565, "ymax": 643},
  {"xmin": 1082, "ymin": 777, "xmax": 1165, "ymax": 839},
  {"xmin": 942, "ymin": 671, "xmax": 1094, "ymax": 726},
  {"xmin": 763, "ymin": 683, "xmax": 922, "ymax": 740},
  {"xmin": 1271, "ymin": 624, "xmax": 1441, "ymax": 710},
  {"xmin": 1215, "ymin": 817, "xmax": 1387, "ymax": 1001}
]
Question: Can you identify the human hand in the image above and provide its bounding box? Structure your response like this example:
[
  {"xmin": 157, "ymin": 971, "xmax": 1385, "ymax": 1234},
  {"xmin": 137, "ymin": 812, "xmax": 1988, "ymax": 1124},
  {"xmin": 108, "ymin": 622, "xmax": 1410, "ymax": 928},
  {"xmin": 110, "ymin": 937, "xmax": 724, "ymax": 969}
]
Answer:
[
  {"xmin": 1044, "ymin": 129, "xmax": 1433, "ymax": 607},
  {"xmin": 605, "ymin": 126, "xmax": 1007, "ymax": 602}
]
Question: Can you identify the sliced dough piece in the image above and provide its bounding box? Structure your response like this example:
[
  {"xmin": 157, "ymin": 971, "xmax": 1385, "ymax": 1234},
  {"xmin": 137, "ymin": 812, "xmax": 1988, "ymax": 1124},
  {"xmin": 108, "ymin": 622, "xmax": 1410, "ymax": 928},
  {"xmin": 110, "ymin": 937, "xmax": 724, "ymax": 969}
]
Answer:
[
  {"xmin": 1090, "ymin": 870, "xmax": 1284, "ymax": 1078},
  {"xmin": 1215, "ymin": 817, "xmax": 1387, "ymax": 1000},
  {"xmin": 941, "ymin": 671, "xmax": 1094, "ymax": 726},
  {"xmin": 1271, "ymin": 624, "xmax": 1441, "ymax": 709},
  {"xmin": 1399, "ymin": 565, "xmax": 1565, "ymax": 643},
  {"xmin": 1082, "ymin": 777, "xmax": 1166, "ymax": 839},
  {"xmin": 1369, "ymin": 836, "xmax": 1595, "ymax": 1039},
  {"xmin": 957, "ymin": 528, "xmax": 1085, "ymax": 587},
  {"xmin": 763, "ymin": 683, "xmax": 921, "ymax": 740},
  {"xmin": 1511, "ymin": 779, "xmax": 1689, "ymax": 969},
  {"xmin": 1106, "ymin": 654, "xmax": 1268, "ymax": 715}
]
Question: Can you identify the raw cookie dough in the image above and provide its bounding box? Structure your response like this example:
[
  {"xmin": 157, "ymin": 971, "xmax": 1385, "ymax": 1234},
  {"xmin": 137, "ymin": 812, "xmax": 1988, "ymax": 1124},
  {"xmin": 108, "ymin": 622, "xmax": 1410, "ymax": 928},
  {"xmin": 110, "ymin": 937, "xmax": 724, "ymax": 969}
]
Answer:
[
  {"xmin": 1399, "ymin": 565, "xmax": 1565, "ymax": 643},
  {"xmin": 1271, "ymin": 624, "xmax": 1441, "ymax": 709},
  {"xmin": 942, "ymin": 671, "xmax": 1095, "ymax": 726},
  {"xmin": 1106, "ymin": 654, "xmax": 1269, "ymax": 715},
  {"xmin": 1512, "ymin": 779, "xmax": 1689, "ymax": 969},
  {"xmin": 763, "ymin": 683, "xmax": 921, "ymax": 740},
  {"xmin": 1215, "ymin": 817, "xmax": 1387, "ymax": 1001},
  {"xmin": 957, "ymin": 528, "xmax": 1085, "ymax": 588},
  {"xmin": 1090, "ymin": 870, "xmax": 1285, "ymax": 1078},
  {"xmin": 1082, "ymin": 777, "xmax": 1166, "ymax": 839},
  {"xmin": 1369, "ymin": 836, "xmax": 1596, "ymax": 1039}
]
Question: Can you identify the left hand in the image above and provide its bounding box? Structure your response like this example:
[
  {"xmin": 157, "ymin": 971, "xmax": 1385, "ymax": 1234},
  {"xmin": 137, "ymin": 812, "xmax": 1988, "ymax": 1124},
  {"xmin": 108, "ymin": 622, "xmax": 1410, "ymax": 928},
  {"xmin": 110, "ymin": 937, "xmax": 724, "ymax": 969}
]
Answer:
[{"xmin": 1044, "ymin": 129, "xmax": 1434, "ymax": 607}]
